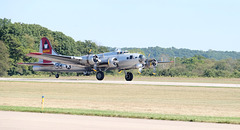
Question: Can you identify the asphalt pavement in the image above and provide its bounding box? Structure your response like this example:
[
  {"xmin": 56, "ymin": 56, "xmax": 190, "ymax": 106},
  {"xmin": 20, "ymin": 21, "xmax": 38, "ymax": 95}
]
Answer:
[
  {"xmin": 1, "ymin": 111, "xmax": 240, "ymax": 130},
  {"xmin": 0, "ymin": 78, "xmax": 240, "ymax": 87}
]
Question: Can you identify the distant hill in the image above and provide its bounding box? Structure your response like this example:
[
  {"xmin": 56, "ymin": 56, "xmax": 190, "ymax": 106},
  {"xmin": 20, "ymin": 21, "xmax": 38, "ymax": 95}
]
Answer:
[{"xmin": 120, "ymin": 47, "xmax": 240, "ymax": 60}]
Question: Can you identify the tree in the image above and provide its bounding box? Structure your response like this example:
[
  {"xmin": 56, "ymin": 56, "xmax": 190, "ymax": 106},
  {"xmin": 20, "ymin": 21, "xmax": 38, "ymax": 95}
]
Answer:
[
  {"xmin": 0, "ymin": 41, "xmax": 9, "ymax": 76},
  {"xmin": 1, "ymin": 18, "xmax": 240, "ymax": 77}
]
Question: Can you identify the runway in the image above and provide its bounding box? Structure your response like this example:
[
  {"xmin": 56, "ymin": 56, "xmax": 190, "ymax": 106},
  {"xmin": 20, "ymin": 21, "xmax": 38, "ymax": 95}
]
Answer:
[
  {"xmin": 0, "ymin": 111, "xmax": 239, "ymax": 130},
  {"xmin": 0, "ymin": 78, "xmax": 240, "ymax": 87}
]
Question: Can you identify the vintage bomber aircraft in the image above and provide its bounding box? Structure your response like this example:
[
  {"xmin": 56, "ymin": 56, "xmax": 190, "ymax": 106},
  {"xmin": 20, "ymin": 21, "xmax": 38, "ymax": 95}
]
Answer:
[{"xmin": 19, "ymin": 37, "xmax": 172, "ymax": 81}]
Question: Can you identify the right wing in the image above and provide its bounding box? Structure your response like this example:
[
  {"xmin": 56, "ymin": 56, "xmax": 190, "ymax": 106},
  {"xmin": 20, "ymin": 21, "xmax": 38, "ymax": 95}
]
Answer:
[
  {"xmin": 158, "ymin": 61, "xmax": 174, "ymax": 63},
  {"xmin": 26, "ymin": 52, "xmax": 84, "ymax": 66}
]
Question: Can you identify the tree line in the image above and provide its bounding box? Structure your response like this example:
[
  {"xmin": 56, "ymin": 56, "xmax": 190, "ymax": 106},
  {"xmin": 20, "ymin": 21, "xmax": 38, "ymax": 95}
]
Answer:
[
  {"xmin": 0, "ymin": 18, "xmax": 239, "ymax": 78},
  {"xmin": 121, "ymin": 46, "xmax": 240, "ymax": 60},
  {"xmin": 0, "ymin": 18, "xmax": 108, "ymax": 76},
  {"xmin": 139, "ymin": 55, "xmax": 240, "ymax": 78}
]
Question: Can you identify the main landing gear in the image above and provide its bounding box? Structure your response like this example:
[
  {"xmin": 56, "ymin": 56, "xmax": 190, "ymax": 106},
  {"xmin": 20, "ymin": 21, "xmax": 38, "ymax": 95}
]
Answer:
[
  {"xmin": 125, "ymin": 72, "xmax": 133, "ymax": 81},
  {"xmin": 55, "ymin": 73, "xmax": 59, "ymax": 78},
  {"xmin": 96, "ymin": 71, "xmax": 104, "ymax": 81}
]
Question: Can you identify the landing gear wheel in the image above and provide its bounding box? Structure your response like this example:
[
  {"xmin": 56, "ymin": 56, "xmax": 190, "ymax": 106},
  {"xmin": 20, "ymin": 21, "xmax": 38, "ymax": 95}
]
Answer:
[
  {"xmin": 125, "ymin": 72, "xmax": 133, "ymax": 81},
  {"xmin": 55, "ymin": 74, "xmax": 59, "ymax": 78},
  {"xmin": 96, "ymin": 71, "xmax": 104, "ymax": 81}
]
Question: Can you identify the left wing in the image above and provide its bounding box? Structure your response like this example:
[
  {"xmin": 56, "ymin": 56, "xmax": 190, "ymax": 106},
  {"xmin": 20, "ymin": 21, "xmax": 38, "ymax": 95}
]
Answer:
[
  {"xmin": 18, "ymin": 62, "xmax": 54, "ymax": 66},
  {"xmin": 26, "ymin": 52, "xmax": 83, "ymax": 66}
]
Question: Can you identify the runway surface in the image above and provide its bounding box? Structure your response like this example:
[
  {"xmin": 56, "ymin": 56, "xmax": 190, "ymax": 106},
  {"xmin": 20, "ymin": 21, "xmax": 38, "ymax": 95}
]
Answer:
[
  {"xmin": 1, "ymin": 111, "xmax": 239, "ymax": 130},
  {"xmin": 0, "ymin": 78, "xmax": 240, "ymax": 87}
]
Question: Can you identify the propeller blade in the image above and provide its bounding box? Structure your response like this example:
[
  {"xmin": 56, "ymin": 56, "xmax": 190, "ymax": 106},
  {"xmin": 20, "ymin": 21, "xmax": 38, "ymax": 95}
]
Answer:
[
  {"xmin": 152, "ymin": 59, "xmax": 157, "ymax": 75},
  {"xmin": 118, "ymin": 70, "xmax": 122, "ymax": 74},
  {"xmin": 92, "ymin": 55, "xmax": 100, "ymax": 72},
  {"xmin": 93, "ymin": 62, "xmax": 97, "ymax": 72},
  {"xmin": 89, "ymin": 49, "xmax": 92, "ymax": 54},
  {"xmin": 93, "ymin": 55, "xmax": 98, "ymax": 62},
  {"xmin": 138, "ymin": 68, "xmax": 142, "ymax": 74},
  {"xmin": 153, "ymin": 67, "xmax": 156, "ymax": 75}
]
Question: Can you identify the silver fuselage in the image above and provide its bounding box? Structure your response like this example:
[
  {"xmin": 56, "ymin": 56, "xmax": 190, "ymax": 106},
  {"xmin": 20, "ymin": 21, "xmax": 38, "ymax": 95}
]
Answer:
[{"xmin": 33, "ymin": 51, "xmax": 143, "ymax": 73}]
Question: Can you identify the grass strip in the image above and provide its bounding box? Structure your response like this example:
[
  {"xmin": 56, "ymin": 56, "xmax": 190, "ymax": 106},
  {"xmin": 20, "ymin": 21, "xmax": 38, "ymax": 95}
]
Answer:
[{"xmin": 0, "ymin": 105, "xmax": 240, "ymax": 124}]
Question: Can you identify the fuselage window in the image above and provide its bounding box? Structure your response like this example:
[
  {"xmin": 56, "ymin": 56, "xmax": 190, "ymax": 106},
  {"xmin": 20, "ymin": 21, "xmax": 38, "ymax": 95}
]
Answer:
[
  {"xmin": 130, "ymin": 55, "xmax": 133, "ymax": 59},
  {"xmin": 127, "ymin": 57, "xmax": 129, "ymax": 59}
]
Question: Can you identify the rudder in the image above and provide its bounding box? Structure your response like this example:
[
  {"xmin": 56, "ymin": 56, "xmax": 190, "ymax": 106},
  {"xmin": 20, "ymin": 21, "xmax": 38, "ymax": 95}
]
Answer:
[{"xmin": 39, "ymin": 37, "xmax": 58, "ymax": 63}]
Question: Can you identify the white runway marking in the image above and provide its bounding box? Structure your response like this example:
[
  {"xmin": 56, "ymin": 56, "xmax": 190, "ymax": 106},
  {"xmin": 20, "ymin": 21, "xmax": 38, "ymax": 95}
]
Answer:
[
  {"xmin": 0, "ymin": 111, "xmax": 239, "ymax": 130},
  {"xmin": 0, "ymin": 78, "xmax": 240, "ymax": 88}
]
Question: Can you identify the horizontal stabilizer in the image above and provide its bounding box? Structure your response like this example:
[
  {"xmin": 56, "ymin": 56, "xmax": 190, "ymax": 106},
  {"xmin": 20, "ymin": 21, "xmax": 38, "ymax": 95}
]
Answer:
[{"xmin": 18, "ymin": 62, "xmax": 54, "ymax": 66}]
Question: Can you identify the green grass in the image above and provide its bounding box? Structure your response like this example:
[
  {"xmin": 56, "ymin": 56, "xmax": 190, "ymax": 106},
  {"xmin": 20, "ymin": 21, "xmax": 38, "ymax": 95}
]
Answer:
[
  {"xmin": 1, "ymin": 81, "xmax": 240, "ymax": 117},
  {"xmin": 1, "ymin": 81, "xmax": 240, "ymax": 125},
  {"xmin": 0, "ymin": 105, "xmax": 240, "ymax": 124}
]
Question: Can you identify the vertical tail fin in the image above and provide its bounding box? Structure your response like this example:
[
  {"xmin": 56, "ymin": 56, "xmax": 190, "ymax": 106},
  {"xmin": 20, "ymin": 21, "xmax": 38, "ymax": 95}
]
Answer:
[{"xmin": 39, "ymin": 37, "xmax": 58, "ymax": 63}]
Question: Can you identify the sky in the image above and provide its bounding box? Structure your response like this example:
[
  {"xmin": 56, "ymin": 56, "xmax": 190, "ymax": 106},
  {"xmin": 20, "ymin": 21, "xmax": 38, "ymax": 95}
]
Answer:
[{"xmin": 1, "ymin": 0, "xmax": 240, "ymax": 51}]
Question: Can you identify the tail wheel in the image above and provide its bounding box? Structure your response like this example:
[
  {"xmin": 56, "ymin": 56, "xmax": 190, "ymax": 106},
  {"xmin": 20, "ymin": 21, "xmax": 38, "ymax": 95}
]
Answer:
[
  {"xmin": 55, "ymin": 74, "xmax": 59, "ymax": 78},
  {"xmin": 96, "ymin": 71, "xmax": 104, "ymax": 81},
  {"xmin": 125, "ymin": 72, "xmax": 133, "ymax": 81}
]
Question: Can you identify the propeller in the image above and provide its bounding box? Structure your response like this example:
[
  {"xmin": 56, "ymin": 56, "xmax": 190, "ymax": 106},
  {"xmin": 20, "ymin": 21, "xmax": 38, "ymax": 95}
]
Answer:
[
  {"xmin": 152, "ymin": 59, "xmax": 157, "ymax": 75},
  {"xmin": 144, "ymin": 56, "xmax": 157, "ymax": 75},
  {"xmin": 112, "ymin": 58, "xmax": 119, "ymax": 66},
  {"xmin": 139, "ymin": 54, "xmax": 173, "ymax": 75},
  {"xmin": 108, "ymin": 57, "xmax": 119, "ymax": 68},
  {"xmin": 137, "ymin": 54, "xmax": 146, "ymax": 74},
  {"xmin": 93, "ymin": 63, "xmax": 97, "ymax": 71},
  {"xmin": 138, "ymin": 67, "xmax": 143, "ymax": 74},
  {"xmin": 92, "ymin": 55, "xmax": 101, "ymax": 71}
]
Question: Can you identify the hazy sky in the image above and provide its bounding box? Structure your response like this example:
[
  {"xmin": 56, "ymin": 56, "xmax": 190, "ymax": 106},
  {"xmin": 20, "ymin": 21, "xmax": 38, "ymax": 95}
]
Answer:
[{"xmin": 1, "ymin": 0, "xmax": 240, "ymax": 51}]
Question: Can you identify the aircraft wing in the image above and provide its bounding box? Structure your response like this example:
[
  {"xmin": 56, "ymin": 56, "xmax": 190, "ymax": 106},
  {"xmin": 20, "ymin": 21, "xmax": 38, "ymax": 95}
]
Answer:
[
  {"xmin": 18, "ymin": 62, "xmax": 54, "ymax": 66},
  {"xmin": 158, "ymin": 61, "xmax": 174, "ymax": 63},
  {"xmin": 148, "ymin": 58, "xmax": 173, "ymax": 64},
  {"xmin": 26, "ymin": 52, "xmax": 83, "ymax": 66}
]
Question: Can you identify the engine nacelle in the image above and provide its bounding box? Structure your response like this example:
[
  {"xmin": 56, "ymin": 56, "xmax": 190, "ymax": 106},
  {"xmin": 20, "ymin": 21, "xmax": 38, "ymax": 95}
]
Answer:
[
  {"xmin": 87, "ymin": 55, "xmax": 95, "ymax": 65},
  {"xmin": 80, "ymin": 55, "xmax": 100, "ymax": 65},
  {"xmin": 108, "ymin": 57, "xmax": 118, "ymax": 68},
  {"xmin": 135, "ymin": 63, "xmax": 144, "ymax": 69}
]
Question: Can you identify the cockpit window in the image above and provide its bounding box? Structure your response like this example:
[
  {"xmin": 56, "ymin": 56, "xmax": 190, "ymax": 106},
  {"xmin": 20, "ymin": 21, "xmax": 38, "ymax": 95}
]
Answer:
[{"xmin": 117, "ymin": 51, "xmax": 124, "ymax": 54}]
